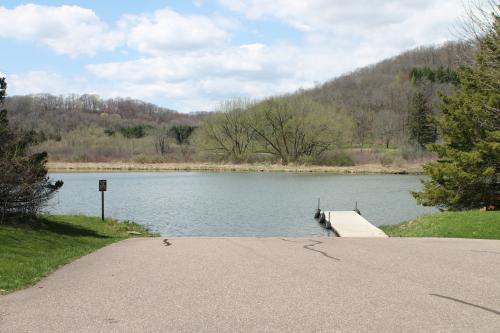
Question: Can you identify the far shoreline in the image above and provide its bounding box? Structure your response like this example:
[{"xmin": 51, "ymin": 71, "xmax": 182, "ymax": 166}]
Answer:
[{"xmin": 47, "ymin": 161, "xmax": 424, "ymax": 175}]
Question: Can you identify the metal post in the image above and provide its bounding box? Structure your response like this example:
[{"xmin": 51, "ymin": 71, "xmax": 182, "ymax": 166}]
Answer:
[
  {"xmin": 99, "ymin": 179, "xmax": 107, "ymax": 221},
  {"xmin": 101, "ymin": 191, "xmax": 104, "ymax": 221}
]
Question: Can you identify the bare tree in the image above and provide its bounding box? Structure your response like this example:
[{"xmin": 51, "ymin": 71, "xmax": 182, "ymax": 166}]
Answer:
[
  {"xmin": 250, "ymin": 96, "xmax": 349, "ymax": 164},
  {"xmin": 196, "ymin": 99, "xmax": 256, "ymax": 162},
  {"xmin": 374, "ymin": 110, "xmax": 403, "ymax": 148},
  {"xmin": 153, "ymin": 127, "xmax": 171, "ymax": 156}
]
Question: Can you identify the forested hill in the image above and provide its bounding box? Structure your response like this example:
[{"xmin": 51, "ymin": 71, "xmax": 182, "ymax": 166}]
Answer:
[
  {"xmin": 302, "ymin": 41, "xmax": 474, "ymax": 106},
  {"xmin": 194, "ymin": 40, "xmax": 479, "ymax": 166},
  {"xmin": 295, "ymin": 41, "xmax": 476, "ymax": 147},
  {"xmin": 4, "ymin": 94, "xmax": 204, "ymax": 134}
]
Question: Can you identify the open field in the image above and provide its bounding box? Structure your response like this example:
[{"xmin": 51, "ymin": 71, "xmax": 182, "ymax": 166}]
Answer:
[
  {"xmin": 1, "ymin": 237, "xmax": 499, "ymax": 332},
  {"xmin": 380, "ymin": 211, "xmax": 500, "ymax": 239},
  {"xmin": 0, "ymin": 215, "xmax": 156, "ymax": 293},
  {"xmin": 47, "ymin": 161, "xmax": 424, "ymax": 174}
]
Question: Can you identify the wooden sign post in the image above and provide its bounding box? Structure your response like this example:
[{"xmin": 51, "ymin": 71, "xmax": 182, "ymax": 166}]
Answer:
[{"xmin": 99, "ymin": 180, "xmax": 107, "ymax": 221}]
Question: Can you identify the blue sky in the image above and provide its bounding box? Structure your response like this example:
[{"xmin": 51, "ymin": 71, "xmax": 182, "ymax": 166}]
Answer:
[{"xmin": 0, "ymin": 1, "xmax": 470, "ymax": 112}]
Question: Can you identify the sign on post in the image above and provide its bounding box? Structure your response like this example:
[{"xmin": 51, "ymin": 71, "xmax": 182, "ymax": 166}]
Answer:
[
  {"xmin": 99, "ymin": 180, "xmax": 107, "ymax": 192},
  {"xmin": 99, "ymin": 180, "xmax": 107, "ymax": 220}
]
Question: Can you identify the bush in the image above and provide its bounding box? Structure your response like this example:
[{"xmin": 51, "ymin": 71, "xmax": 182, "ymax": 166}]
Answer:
[
  {"xmin": 379, "ymin": 153, "xmax": 394, "ymax": 166},
  {"xmin": 119, "ymin": 125, "xmax": 150, "ymax": 139},
  {"xmin": 313, "ymin": 150, "xmax": 354, "ymax": 166},
  {"xmin": 400, "ymin": 145, "xmax": 423, "ymax": 161}
]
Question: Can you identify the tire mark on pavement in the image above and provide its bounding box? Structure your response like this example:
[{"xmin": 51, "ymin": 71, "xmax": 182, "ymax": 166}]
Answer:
[
  {"xmin": 282, "ymin": 239, "xmax": 340, "ymax": 261},
  {"xmin": 430, "ymin": 294, "xmax": 500, "ymax": 316}
]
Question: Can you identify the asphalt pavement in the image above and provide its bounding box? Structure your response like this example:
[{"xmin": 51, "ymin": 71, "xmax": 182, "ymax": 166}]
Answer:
[{"xmin": 1, "ymin": 237, "xmax": 499, "ymax": 332}]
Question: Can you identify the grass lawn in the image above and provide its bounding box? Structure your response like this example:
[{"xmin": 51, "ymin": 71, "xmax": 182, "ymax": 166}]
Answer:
[
  {"xmin": 0, "ymin": 215, "xmax": 157, "ymax": 294},
  {"xmin": 380, "ymin": 211, "xmax": 500, "ymax": 239}
]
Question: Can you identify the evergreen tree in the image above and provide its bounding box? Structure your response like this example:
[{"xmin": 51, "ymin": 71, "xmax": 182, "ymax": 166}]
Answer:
[
  {"xmin": 413, "ymin": 11, "xmax": 500, "ymax": 210},
  {"xmin": 168, "ymin": 125, "xmax": 196, "ymax": 145},
  {"xmin": 0, "ymin": 78, "xmax": 63, "ymax": 222},
  {"xmin": 409, "ymin": 91, "xmax": 437, "ymax": 149}
]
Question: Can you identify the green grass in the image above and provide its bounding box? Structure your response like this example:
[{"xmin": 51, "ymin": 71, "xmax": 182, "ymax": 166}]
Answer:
[
  {"xmin": 380, "ymin": 211, "xmax": 500, "ymax": 239},
  {"xmin": 0, "ymin": 215, "xmax": 158, "ymax": 294}
]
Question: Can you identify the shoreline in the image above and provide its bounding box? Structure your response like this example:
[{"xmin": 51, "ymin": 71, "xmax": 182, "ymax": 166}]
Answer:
[{"xmin": 47, "ymin": 161, "xmax": 424, "ymax": 174}]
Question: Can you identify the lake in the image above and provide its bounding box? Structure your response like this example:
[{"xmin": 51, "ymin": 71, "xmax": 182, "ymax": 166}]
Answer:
[{"xmin": 47, "ymin": 172, "xmax": 436, "ymax": 237}]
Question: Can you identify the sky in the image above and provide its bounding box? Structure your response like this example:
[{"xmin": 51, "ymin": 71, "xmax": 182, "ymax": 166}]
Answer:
[{"xmin": 0, "ymin": 0, "xmax": 471, "ymax": 112}]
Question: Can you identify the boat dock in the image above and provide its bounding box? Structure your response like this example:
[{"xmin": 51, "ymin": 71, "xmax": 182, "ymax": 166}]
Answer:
[{"xmin": 320, "ymin": 210, "xmax": 388, "ymax": 238}]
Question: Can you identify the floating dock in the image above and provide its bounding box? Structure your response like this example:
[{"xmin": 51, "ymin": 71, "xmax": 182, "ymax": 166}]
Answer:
[{"xmin": 322, "ymin": 211, "xmax": 388, "ymax": 238}]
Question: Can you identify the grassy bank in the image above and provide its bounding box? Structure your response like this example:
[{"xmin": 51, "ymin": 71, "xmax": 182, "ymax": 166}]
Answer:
[
  {"xmin": 0, "ymin": 215, "xmax": 157, "ymax": 294},
  {"xmin": 380, "ymin": 211, "xmax": 500, "ymax": 239},
  {"xmin": 47, "ymin": 161, "xmax": 424, "ymax": 174}
]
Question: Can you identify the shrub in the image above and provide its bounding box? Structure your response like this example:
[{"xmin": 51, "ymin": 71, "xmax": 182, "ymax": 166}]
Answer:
[
  {"xmin": 313, "ymin": 150, "xmax": 354, "ymax": 166},
  {"xmin": 379, "ymin": 154, "xmax": 394, "ymax": 166}
]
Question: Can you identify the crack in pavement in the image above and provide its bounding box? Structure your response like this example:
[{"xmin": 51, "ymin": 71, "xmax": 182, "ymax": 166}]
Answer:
[
  {"xmin": 281, "ymin": 238, "xmax": 305, "ymax": 243},
  {"xmin": 282, "ymin": 239, "xmax": 340, "ymax": 261},
  {"xmin": 469, "ymin": 250, "xmax": 500, "ymax": 255},
  {"xmin": 430, "ymin": 294, "xmax": 500, "ymax": 316}
]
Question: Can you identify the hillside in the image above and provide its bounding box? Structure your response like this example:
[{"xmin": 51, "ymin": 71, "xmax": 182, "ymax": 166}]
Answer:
[
  {"xmin": 305, "ymin": 41, "xmax": 474, "ymax": 105},
  {"xmin": 299, "ymin": 40, "xmax": 476, "ymax": 148},
  {"xmin": 3, "ymin": 40, "xmax": 477, "ymax": 165},
  {"xmin": 4, "ymin": 94, "xmax": 203, "ymax": 135},
  {"xmin": 3, "ymin": 94, "xmax": 206, "ymax": 162},
  {"xmin": 299, "ymin": 42, "xmax": 474, "ymax": 145},
  {"xmin": 195, "ymin": 40, "xmax": 477, "ymax": 166}
]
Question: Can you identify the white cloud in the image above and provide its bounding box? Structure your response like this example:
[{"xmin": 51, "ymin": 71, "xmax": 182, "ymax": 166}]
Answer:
[
  {"xmin": 121, "ymin": 9, "xmax": 230, "ymax": 55},
  {"xmin": 0, "ymin": 4, "xmax": 232, "ymax": 57},
  {"xmin": 217, "ymin": 0, "xmax": 465, "ymax": 74},
  {"xmin": 86, "ymin": 43, "xmax": 289, "ymax": 82},
  {"xmin": 84, "ymin": 43, "xmax": 301, "ymax": 110},
  {"xmin": 219, "ymin": 0, "xmax": 462, "ymax": 33},
  {"xmin": 0, "ymin": 4, "xmax": 123, "ymax": 57},
  {"xmin": 1, "ymin": 1, "xmax": 471, "ymax": 112},
  {"xmin": 193, "ymin": 0, "xmax": 204, "ymax": 8},
  {"xmin": 84, "ymin": 0, "xmax": 467, "ymax": 111},
  {"xmin": 6, "ymin": 71, "xmax": 88, "ymax": 95}
]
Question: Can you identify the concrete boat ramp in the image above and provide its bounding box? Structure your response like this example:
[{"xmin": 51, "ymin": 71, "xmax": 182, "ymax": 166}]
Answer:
[{"xmin": 318, "ymin": 210, "xmax": 388, "ymax": 238}]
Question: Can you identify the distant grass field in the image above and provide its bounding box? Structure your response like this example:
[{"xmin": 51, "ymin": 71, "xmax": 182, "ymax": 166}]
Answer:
[
  {"xmin": 380, "ymin": 211, "xmax": 500, "ymax": 239},
  {"xmin": 0, "ymin": 215, "xmax": 157, "ymax": 294}
]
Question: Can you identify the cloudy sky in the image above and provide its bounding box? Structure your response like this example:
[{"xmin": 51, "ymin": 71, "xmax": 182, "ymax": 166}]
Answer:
[{"xmin": 0, "ymin": 0, "xmax": 469, "ymax": 112}]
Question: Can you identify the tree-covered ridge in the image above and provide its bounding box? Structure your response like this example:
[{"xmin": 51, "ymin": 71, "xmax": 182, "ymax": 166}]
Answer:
[
  {"xmin": 296, "ymin": 41, "xmax": 475, "ymax": 149},
  {"xmin": 4, "ymin": 94, "xmax": 203, "ymax": 134}
]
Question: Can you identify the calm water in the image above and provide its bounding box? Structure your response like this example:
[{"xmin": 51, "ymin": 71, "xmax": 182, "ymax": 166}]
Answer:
[{"xmin": 47, "ymin": 172, "xmax": 436, "ymax": 236}]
